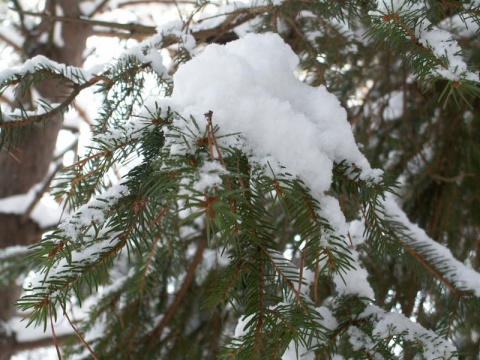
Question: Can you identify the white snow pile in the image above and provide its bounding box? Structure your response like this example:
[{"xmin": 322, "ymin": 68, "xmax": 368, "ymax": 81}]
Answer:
[
  {"xmin": 160, "ymin": 32, "xmax": 382, "ymax": 197},
  {"xmin": 160, "ymin": 33, "xmax": 382, "ymax": 304}
]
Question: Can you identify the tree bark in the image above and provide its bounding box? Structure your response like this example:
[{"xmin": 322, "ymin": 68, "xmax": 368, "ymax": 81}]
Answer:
[{"xmin": 0, "ymin": 1, "xmax": 91, "ymax": 358}]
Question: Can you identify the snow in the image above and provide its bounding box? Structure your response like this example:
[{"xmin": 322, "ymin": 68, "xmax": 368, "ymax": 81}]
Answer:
[
  {"xmin": 333, "ymin": 246, "xmax": 374, "ymax": 299},
  {"xmin": 0, "ymin": 55, "xmax": 91, "ymax": 86},
  {"xmin": 0, "ymin": 245, "xmax": 31, "ymax": 259},
  {"xmin": 156, "ymin": 20, "xmax": 196, "ymax": 54},
  {"xmin": 0, "ymin": 183, "xmax": 63, "ymax": 228},
  {"xmin": 361, "ymin": 304, "xmax": 456, "ymax": 358},
  {"xmin": 234, "ymin": 313, "xmax": 254, "ymax": 337},
  {"xmin": 0, "ymin": 25, "xmax": 23, "ymax": 49},
  {"xmin": 193, "ymin": 161, "xmax": 228, "ymax": 191},
  {"xmin": 118, "ymin": 32, "xmax": 171, "ymax": 78},
  {"xmin": 157, "ymin": 30, "xmax": 383, "ymax": 318},
  {"xmin": 156, "ymin": 34, "xmax": 383, "ymax": 301},
  {"xmin": 383, "ymin": 194, "xmax": 480, "ymax": 297},
  {"xmin": 438, "ymin": 14, "xmax": 480, "ymax": 39},
  {"xmin": 370, "ymin": 1, "xmax": 480, "ymax": 82},
  {"xmin": 382, "ymin": 90, "xmax": 403, "ymax": 121},
  {"xmin": 282, "ymin": 342, "xmax": 315, "ymax": 360},
  {"xmin": 349, "ymin": 219, "xmax": 366, "ymax": 247},
  {"xmin": 347, "ymin": 326, "xmax": 375, "ymax": 352},
  {"xmin": 79, "ymin": 0, "xmax": 104, "ymax": 15},
  {"xmin": 281, "ymin": 306, "xmax": 338, "ymax": 359},
  {"xmin": 162, "ymin": 32, "xmax": 381, "ymax": 194},
  {"xmin": 59, "ymin": 182, "xmax": 129, "ymax": 241},
  {"xmin": 8, "ymin": 315, "xmax": 72, "ymax": 343}
]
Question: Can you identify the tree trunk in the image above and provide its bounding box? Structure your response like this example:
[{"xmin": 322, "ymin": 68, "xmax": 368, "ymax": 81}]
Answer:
[{"xmin": 0, "ymin": 1, "xmax": 90, "ymax": 358}]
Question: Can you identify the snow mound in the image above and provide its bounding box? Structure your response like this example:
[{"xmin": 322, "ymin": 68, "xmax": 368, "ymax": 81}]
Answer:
[{"xmin": 163, "ymin": 33, "xmax": 381, "ymax": 196}]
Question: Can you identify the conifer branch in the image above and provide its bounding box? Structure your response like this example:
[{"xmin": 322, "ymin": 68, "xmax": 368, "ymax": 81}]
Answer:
[
  {"xmin": 148, "ymin": 236, "xmax": 207, "ymax": 341},
  {"xmin": 62, "ymin": 305, "xmax": 99, "ymax": 360},
  {"xmin": 0, "ymin": 76, "xmax": 111, "ymax": 129},
  {"xmin": 49, "ymin": 305, "xmax": 63, "ymax": 360},
  {"xmin": 393, "ymin": 232, "xmax": 472, "ymax": 297}
]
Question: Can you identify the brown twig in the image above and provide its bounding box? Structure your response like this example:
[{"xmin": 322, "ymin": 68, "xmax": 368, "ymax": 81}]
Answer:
[
  {"xmin": 49, "ymin": 305, "xmax": 63, "ymax": 360},
  {"xmin": 117, "ymin": 0, "xmax": 200, "ymax": 7},
  {"xmin": 21, "ymin": 160, "xmax": 64, "ymax": 224},
  {"xmin": 149, "ymin": 235, "xmax": 207, "ymax": 341},
  {"xmin": 10, "ymin": 9, "xmax": 157, "ymax": 35},
  {"xmin": 62, "ymin": 306, "xmax": 99, "ymax": 360}
]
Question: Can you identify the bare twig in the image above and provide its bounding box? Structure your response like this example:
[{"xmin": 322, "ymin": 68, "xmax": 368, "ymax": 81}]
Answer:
[
  {"xmin": 149, "ymin": 236, "xmax": 207, "ymax": 341},
  {"xmin": 21, "ymin": 160, "xmax": 64, "ymax": 224},
  {"xmin": 49, "ymin": 306, "xmax": 63, "ymax": 360},
  {"xmin": 10, "ymin": 9, "xmax": 157, "ymax": 35},
  {"xmin": 117, "ymin": 0, "xmax": 199, "ymax": 7},
  {"xmin": 0, "ymin": 29, "xmax": 22, "ymax": 51},
  {"xmin": 62, "ymin": 306, "xmax": 99, "ymax": 360}
]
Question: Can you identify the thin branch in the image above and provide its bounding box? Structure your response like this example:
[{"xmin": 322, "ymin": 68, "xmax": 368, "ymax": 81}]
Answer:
[
  {"xmin": 62, "ymin": 305, "xmax": 99, "ymax": 360},
  {"xmin": 117, "ymin": 0, "xmax": 199, "ymax": 7},
  {"xmin": 73, "ymin": 102, "xmax": 93, "ymax": 126},
  {"xmin": 49, "ymin": 306, "xmax": 63, "ymax": 360},
  {"xmin": 0, "ymin": 76, "xmax": 111, "ymax": 129},
  {"xmin": 10, "ymin": 9, "xmax": 157, "ymax": 35},
  {"xmin": 53, "ymin": 137, "xmax": 79, "ymax": 162},
  {"xmin": 8, "ymin": 334, "xmax": 71, "ymax": 353},
  {"xmin": 149, "ymin": 235, "xmax": 207, "ymax": 341},
  {"xmin": 12, "ymin": 7, "xmax": 261, "ymax": 45},
  {"xmin": 10, "ymin": 0, "xmax": 28, "ymax": 35},
  {"xmin": 0, "ymin": 94, "xmax": 16, "ymax": 108},
  {"xmin": 0, "ymin": 28, "xmax": 22, "ymax": 51},
  {"xmin": 21, "ymin": 160, "xmax": 64, "ymax": 224}
]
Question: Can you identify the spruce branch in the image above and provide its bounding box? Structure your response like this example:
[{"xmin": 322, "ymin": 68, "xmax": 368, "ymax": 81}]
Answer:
[
  {"xmin": 0, "ymin": 75, "xmax": 111, "ymax": 129},
  {"xmin": 61, "ymin": 303, "xmax": 99, "ymax": 360},
  {"xmin": 392, "ymin": 229, "xmax": 472, "ymax": 297},
  {"xmin": 148, "ymin": 235, "xmax": 207, "ymax": 342}
]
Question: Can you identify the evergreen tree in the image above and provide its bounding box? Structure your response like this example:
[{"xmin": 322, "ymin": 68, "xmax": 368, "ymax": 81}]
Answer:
[{"xmin": 0, "ymin": 0, "xmax": 479, "ymax": 359}]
